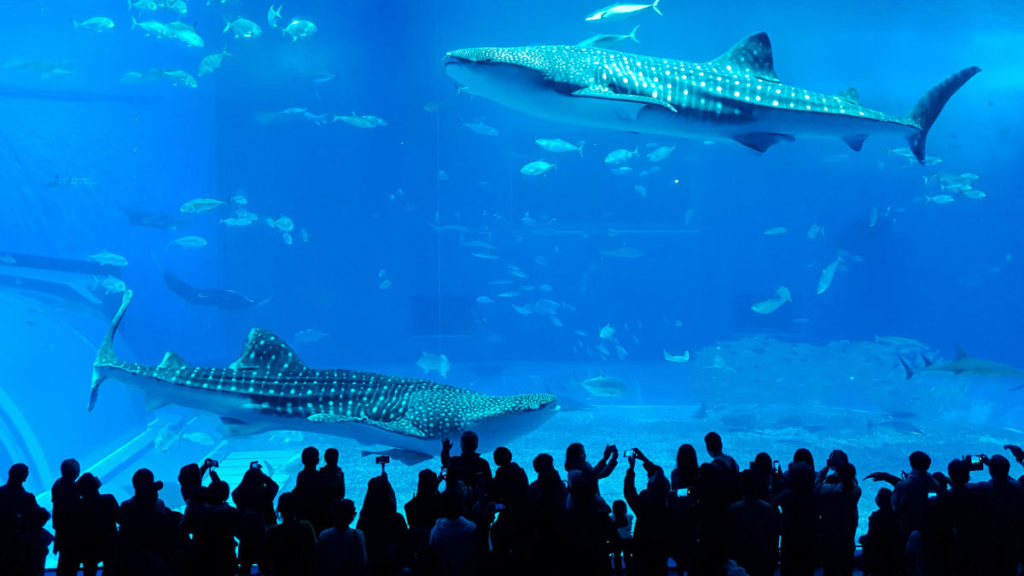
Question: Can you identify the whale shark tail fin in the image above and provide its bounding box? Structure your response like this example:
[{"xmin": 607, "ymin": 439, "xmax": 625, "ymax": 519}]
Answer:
[
  {"xmin": 91, "ymin": 289, "xmax": 133, "ymax": 411},
  {"xmin": 907, "ymin": 66, "xmax": 981, "ymax": 164}
]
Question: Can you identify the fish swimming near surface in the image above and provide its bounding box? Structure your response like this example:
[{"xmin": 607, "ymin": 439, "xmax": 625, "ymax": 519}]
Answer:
[
  {"xmin": 155, "ymin": 260, "xmax": 269, "ymax": 310},
  {"xmin": 90, "ymin": 291, "xmax": 558, "ymax": 454},
  {"xmin": 444, "ymin": 33, "xmax": 979, "ymax": 162},
  {"xmin": 899, "ymin": 344, "xmax": 1024, "ymax": 383}
]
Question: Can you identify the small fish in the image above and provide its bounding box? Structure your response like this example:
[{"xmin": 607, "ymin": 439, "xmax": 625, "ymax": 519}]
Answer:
[
  {"xmin": 646, "ymin": 144, "xmax": 675, "ymax": 162},
  {"xmin": 497, "ymin": 291, "xmax": 520, "ymax": 298},
  {"xmin": 585, "ymin": 0, "xmax": 662, "ymax": 23},
  {"xmin": 73, "ymin": 17, "xmax": 115, "ymax": 32},
  {"xmin": 129, "ymin": 0, "xmax": 159, "ymax": 11},
  {"xmin": 0, "ymin": 254, "xmax": 15, "ymax": 265},
  {"xmin": 609, "ymin": 166, "xmax": 633, "ymax": 176},
  {"xmin": 223, "ymin": 18, "xmax": 262, "ymax": 38},
  {"xmin": 868, "ymin": 206, "xmax": 879, "ymax": 228},
  {"xmin": 266, "ymin": 215, "xmax": 295, "ymax": 232},
  {"xmin": 198, "ymin": 49, "xmax": 232, "ymax": 76},
  {"xmin": 751, "ymin": 286, "xmax": 792, "ymax": 314},
  {"xmin": 416, "ymin": 352, "xmax": 450, "ymax": 378},
  {"xmin": 463, "ymin": 121, "xmax": 499, "ymax": 136},
  {"xmin": 165, "ymin": 21, "xmax": 204, "ymax": 48},
  {"xmin": 181, "ymin": 197, "xmax": 225, "ymax": 213},
  {"xmin": 604, "ymin": 147, "xmax": 638, "ymax": 164},
  {"xmin": 165, "ymin": 0, "xmax": 187, "ymax": 15},
  {"xmin": 89, "ymin": 250, "xmax": 128, "ymax": 267},
  {"xmin": 293, "ymin": 329, "xmax": 328, "ymax": 344},
  {"xmin": 533, "ymin": 299, "xmax": 561, "ymax": 315},
  {"xmin": 634, "ymin": 184, "xmax": 647, "ymax": 198},
  {"xmin": 475, "ymin": 296, "xmax": 494, "ymax": 305},
  {"xmin": 379, "ymin": 279, "xmax": 392, "ymax": 290},
  {"xmin": 763, "ymin": 226, "xmax": 788, "ymax": 236},
  {"xmin": 806, "ymin": 223, "xmax": 825, "ymax": 240},
  {"xmin": 94, "ymin": 275, "xmax": 127, "ymax": 295},
  {"xmin": 817, "ymin": 256, "xmax": 843, "ymax": 295},
  {"xmin": 333, "ymin": 113, "xmax": 388, "ymax": 128},
  {"xmin": 521, "ymin": 160, "xmax": 556, "ymax": 176},
  {"xmin": 926, "ymin": 194, "xmax": 955, "ymax": 205},
  {"xmin": 535, "ymin": 138, "xmax": 585, "ymax": 156},
  {"xmin": 171, "ymin": 235, "xmax": 207, "ymax": 248},
  {"xmin": 538, "ymin": 284, "xmax": 553, "ymax": 293},
  {"xmin": 578, "ymin": 24, "xmax": 641, "ymax": 49},
  {"xmin": 599, "ymin": 324, "xmax": 615, "ymax": 339},
  {"xmin": 512, "ymin": 304, "xmax": 533, "ymax": 316},
  {"xmin": 577, "ymin": 375, "xmax": 627, "ymax": 398},
  {"xmin": 130, "ymin": 17, "xmax": 170, "ymax": 38},
  {"xmin": 506, "ymin": 265, "xmax": 528, "ymax": 279},
  {"xmin": 281, "ymin": 19, "xmax": 316, "ymax": 41},
  {"xmin": 267, "ymin": 4, "xmax": 283, "ymax": 28},
  {"xmin": 638, "ymin": 166, "xmax": 661, "ymax": 178},
  {"xmin": 663, "ymin": 350, "xmax": 690, "ymax": 363},
  {"xmin": 360, "ymin": 449, "xmax": 432, "ymax": 466},
  {"xmin": 923, "ymin": 156, "xmax": 943, "ymax": 166},
  {"xmin": 961, "ymin": 189, "xmax": 986, "ymax": 200},
  {"xmin": 160, "ymin": 68, "xmax": 197, "ymax": 88}
]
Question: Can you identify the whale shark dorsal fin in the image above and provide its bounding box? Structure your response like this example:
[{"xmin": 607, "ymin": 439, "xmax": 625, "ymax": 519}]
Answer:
[
  {"xmin": 836, "ymin": 87, "xmax": 860, "ymax": 104},
  {"xmin": 158, "ymin": 351, "xmax": 187, "ymax": 371},
  {"xmin": 954, "ymin": 343, "xmax": 970, "ymax": 360},
  {"xmin": 231, "ymin": 328, "xmax": 305, "ymax": 372},
  {"xmin": 711, "ymin": 32, "xmax": 778, "ymax": 82}
]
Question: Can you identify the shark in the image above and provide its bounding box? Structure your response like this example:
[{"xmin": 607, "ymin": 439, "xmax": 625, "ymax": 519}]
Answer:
[
  {"xmin": 90, "ymin": 291, "xmax": 558, "ymax": 454},
  {"xmin": 899, "ymin": 344, "xmax": 1024, "ymax": 382},
  {"xmin": 444, "ymin": 33, "xmax": 979, "ymax": 162}
]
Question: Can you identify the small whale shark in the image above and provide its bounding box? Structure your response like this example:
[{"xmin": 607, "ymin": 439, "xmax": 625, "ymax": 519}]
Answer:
[
  {"xmin": 90, "ymin": 291, "xmax": 558, "ymax": 453},
  {"xmin": 899, "ymin": 344, "xmax": 1024, "ymax": 382},
  {"xmin": 444, "ymin": 33, "xmax": 979, "ymax": 162}
]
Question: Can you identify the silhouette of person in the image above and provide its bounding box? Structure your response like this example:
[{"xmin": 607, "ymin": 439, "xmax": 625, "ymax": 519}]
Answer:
[
  {"xmin": 564, "ymin": 442, "xmax": 618, "ymax": 499},
  {"xmin": 0, "ymin": 463, "xmax": 53, "ymax": 576},
  {"xmin": 978, "ymin": 454, "xmax": 1022, "ymax": 576},
  {"xmin": 441, "ymin": 431, "xmax": 492, "ymax": 507},
  {"xmin": 668, "ymin": 444, "xmax": 699, "ymax": 574},
  {"xmin": 182, "ymin": 479, "xmax": 239, "ymax": 576},
  {"xmin": 429, "ymin": 489, "xmax": 479, "ymax": 576},
  {"xmin": 624, "ymin": 449, "xmax": 670, "ymax": 576},
  {"xmin": 525, "ymin": 453, "xmax": 568, "ymax": 576},
  {"xmin": 565, "ymin": 475, "xmax": 614, "ymax": 576},
  {"xmin": 74, "ymin": 473, "xmax": 118, "ymax": 576},
  {"xmin": 727, "ymin": 469, "xmax": 780, "ymax": 576},
  {"xmin": 316, "ymin": 499, "xmax": 367, "ymax": 576},
  {"xmin": 357, "ymin": 474, "xmax": 408, "ymax": 576},
  {"xmin": 610, "ymin": 499, "xmax": 634, "ymax": 575},
  {"xmin": 115, "ymin": 468, "xmax": 178, "ymax": 576},
  {"xmin": 705, "ymin": 432, "xmax": 739, "ymax": 474},
  {"xmin": 859, "ymin": 487, "xmax": 901, "ymax": 576},
  {"xmin": 52, "ymin": 458, "xmax": 82, "ymax": 576},
  {"xmin": 264, "ymin": 492, "xmax": 317, "ymax": 576},
  {"xmin": 775, "ymin": 462, "xmax": 818, "ymax": 576},
  {"xmin": 817, "ymin": 462, "xmax": 861, "ymax": 576},
  {"xmin": 320, "ymin": 448, "xmax": 346, "ymax": 501},
  {"xmin": 892, "ymin": 451, "xmax": 940, "ymax": 541},
  {"xmin": 232, "ymin": 462, "xmax": 279, "ymax": 576},
  {"xmin": 296, "ymin": 446, "xmax": 331, "ymax": 534}
]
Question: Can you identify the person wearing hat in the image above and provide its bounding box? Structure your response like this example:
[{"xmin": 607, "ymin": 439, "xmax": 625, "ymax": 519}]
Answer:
[{"xmin": 115, "ymin": 468, "xmax": 178, "ymax": 576}]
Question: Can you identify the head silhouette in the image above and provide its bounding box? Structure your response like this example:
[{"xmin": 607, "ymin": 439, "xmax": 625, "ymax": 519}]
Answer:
[
  {"xmin": 493, "ymin": 446, "xmax": 512, "ymax": 467},
  {"xmin": 704, "ymin": 432, "xmax": 723, "ymax": 456}
]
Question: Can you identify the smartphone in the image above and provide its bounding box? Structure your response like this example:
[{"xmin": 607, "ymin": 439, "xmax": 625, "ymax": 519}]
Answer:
[
  {"xmin": 676, "ymin": 487, "xmax": 689, "ymax": 497},
  {"xmin": 375, "ymin": 455, "xmax": 391, "ymax": 465}
]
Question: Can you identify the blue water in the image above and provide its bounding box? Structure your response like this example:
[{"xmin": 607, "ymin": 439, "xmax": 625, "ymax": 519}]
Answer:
[{"xmin": 0, "ymin": 0, "xmax": 1022, "ymax": 543}]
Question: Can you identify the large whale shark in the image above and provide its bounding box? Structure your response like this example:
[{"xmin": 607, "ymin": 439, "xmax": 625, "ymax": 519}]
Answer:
[
  {"xmin": 90, "ymin": 291, "xmax": 558, "ymax": 453},
  {"xmin": 444, "ymin": 33, "xmax": 979, "ymax": 163}
]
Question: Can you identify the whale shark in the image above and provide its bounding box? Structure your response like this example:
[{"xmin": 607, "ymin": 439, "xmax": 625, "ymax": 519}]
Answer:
[
  {"xmin": 444, "ymin": 33, "xmax": 979, "ymax": 162},
  {"xmin": 90, "ymin": 291, "xmax": 558, "ymax": 453}
]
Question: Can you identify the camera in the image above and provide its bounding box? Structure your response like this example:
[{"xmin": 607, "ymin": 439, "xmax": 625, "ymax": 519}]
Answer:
[
  {"xmin": 205, "ymin": 458, "xmax": 219, "ymax": 468},
  {"xmin": 250, "ymin": 461, "xmax": 261, "ymax": 470},
  {"xmin": 676, "ymin": 487, "xmax": 689, "ymax": 497},
  {"xmin": 375, "ymin": 455, "xmax": 391, "ymax": 465},
  {"xmin": 965, "ymin": 454, "xmax": 985, "ymax": 471}
]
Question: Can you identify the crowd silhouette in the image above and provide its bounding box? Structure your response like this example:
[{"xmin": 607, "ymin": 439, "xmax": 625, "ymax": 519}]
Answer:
[{"xmin": 1, "ymin": 431, "xmax": 1023, "ymax": 575}]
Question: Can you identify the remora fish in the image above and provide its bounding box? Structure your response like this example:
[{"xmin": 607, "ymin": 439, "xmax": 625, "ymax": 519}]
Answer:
[
  {"xmin": 90, "ymin": 291, "xmax": 559, "ymax": 453},
  {"xmin": 444, "ymin": 33, "xmax": 979, "ymax": 162},
  {"xmin": 899, "ymin": 344, "xmax": 1024, "ymax": 382}
]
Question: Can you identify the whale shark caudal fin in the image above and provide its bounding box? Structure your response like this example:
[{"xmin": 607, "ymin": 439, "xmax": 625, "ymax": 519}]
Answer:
[
  {"xmin": 90, "ymin": 289, "xmax": 134, "ymax": 411},
  {"xmin": 906, "ymin": 66, "xmax": 981, "ymax": 164}
]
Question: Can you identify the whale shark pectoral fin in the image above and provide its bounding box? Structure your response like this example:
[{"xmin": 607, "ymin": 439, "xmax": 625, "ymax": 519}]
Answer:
[
  {"xmin": 230, "ymin": 328, "xmax": 306, "ymax": 371},
  {"xmin": 571, "ymin": 87, "xmax": 678, "ymax": 115},
  {"xmin": 841, "ymin": 134, "xmax": 868, "ymax": 151},
  {"xmin": 733, "ymin": 132, "xmax": 794, "ymax": 152},
  {"xmin": 308, "ymin": 413, "xmax": 347, "ymax": 424},
  {"xmin": 710, "ymin": 32, "xmax": 779, "ymax": 82},
  {"xmin": 954, "ymin": 343, "xmax": 970, "ymax": 360}
]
